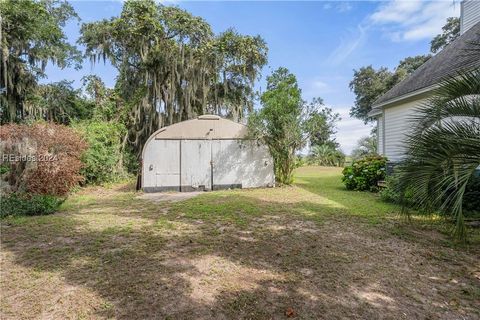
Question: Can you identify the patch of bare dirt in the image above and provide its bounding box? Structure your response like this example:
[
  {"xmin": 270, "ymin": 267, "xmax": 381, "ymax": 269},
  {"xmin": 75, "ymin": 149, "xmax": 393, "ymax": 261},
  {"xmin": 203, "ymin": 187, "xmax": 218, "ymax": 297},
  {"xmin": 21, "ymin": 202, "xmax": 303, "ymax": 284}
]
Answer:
[
  {"xmin": 1, "ymin": 183, "xmax": 479, "ymax": 320},
  {"xmin": 137, "ymin": 191, "xmax": 202, "ymax": 203}
]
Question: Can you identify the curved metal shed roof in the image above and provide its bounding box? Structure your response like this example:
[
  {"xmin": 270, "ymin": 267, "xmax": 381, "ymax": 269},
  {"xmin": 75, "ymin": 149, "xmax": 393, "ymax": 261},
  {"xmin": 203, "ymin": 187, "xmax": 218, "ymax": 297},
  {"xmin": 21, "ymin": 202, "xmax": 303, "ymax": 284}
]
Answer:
[{"xmin": 151, "ymin": 115, "xmax": 248, "ymax": 140}]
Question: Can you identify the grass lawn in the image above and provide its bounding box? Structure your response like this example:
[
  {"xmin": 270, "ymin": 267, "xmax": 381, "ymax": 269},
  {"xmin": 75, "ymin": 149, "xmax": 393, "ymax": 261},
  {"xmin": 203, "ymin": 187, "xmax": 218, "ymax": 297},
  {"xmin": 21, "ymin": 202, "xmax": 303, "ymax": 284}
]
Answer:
[{"xmin": 1, "ymin": 166, "xmax": 479, "ymax": 319}]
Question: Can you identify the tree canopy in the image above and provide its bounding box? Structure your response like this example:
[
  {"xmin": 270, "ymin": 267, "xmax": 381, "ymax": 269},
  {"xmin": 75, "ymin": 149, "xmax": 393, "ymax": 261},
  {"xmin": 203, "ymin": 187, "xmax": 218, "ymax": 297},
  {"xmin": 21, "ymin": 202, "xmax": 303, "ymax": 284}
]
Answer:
[
  {"xmin": 248, "ymin": 67, "xmax": 338, "ymax": 184},
  {"xmin": 349, "ymin": 55, "xmax": 431, "ymax": 123},
  {"xmin": 430, "ymin": 17, "xmax": 460, "ymax": 54},
  {"xmin": 79, "ymin": 0, "xmax": 268, "ymax": 156},
  {"xmin": 349, "ymin": 66, "xmax": 394, "ymax": 123},
  {"xmin": 248, "ymin": 67, "xmax": 304, "ymax": 185},
  {"xmin": 305, "ymin": 98, "xmax": 341, "ymax": 148},
  {"xmin": 395, "ymin": 55, "xmax": 432, "ymax": 76},
  {"xmin": 24, "ymin": 80, "xmax": 91, "ymax": 124},
  {"xmin": 0, "ymin": 0, "xmax": 82, "ymax": 123}
]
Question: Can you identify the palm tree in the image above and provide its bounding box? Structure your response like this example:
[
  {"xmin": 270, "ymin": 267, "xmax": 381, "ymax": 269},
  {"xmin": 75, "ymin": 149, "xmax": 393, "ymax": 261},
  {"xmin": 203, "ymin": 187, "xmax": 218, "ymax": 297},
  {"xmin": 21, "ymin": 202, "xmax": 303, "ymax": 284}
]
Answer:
[
  {"xmin": 311, "ymin": 145, "xmax": 332, "ymax": 166},
  {"xmin": 397, "ymin": 68, "xmax": 480, "ymax": 241},
  {"xmin": 311, "ymin": 144, "xmax": 344, "ymax": 166}
]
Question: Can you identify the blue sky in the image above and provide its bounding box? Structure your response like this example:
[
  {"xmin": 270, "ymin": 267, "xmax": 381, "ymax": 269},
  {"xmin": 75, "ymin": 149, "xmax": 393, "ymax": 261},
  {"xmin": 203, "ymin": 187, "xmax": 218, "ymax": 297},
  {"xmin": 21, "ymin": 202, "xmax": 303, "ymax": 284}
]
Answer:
[{"xmin": 45, "ymin": 0, "xmax": 460, "ymax": 153}]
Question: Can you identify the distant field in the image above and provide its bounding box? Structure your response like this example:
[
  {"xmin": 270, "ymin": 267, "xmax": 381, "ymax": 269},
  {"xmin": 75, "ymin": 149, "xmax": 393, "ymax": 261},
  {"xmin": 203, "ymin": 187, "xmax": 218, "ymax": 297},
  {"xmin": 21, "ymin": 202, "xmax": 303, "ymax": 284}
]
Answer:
[{"xmin": 1, "ymin": 166, "xmax": 479, "ymax": 319}]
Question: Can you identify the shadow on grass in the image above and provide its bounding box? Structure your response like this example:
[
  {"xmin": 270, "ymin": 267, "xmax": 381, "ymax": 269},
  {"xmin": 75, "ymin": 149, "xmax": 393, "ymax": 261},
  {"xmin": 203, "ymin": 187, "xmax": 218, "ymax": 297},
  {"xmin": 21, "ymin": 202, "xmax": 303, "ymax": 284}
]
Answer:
[
  {"xmin": 295, "ymin": 171, "xmax": 480, "ymax": 246},
  {"xmin": 2, "ymin": 182, "xmax": 480, "ymax": 319}
]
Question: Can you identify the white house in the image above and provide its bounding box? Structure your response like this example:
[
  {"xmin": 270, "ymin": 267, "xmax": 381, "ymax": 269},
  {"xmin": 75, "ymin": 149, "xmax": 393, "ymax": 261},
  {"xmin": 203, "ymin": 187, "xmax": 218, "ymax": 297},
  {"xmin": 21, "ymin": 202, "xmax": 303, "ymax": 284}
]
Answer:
[
  {"xmin": 369, "ymin": 0, "xmax": 480, "ymax": 162},
  {"xmin": 141, "ymin": 115, "xmax": 275, "ymax": 192}
]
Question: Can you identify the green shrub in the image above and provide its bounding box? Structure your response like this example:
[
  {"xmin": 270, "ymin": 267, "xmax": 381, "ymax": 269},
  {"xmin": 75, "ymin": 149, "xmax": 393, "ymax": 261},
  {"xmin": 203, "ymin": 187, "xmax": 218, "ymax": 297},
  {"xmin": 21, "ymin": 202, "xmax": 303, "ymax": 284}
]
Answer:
[
  {"xmin": 294, "ymin": 156, "xmax": 306, "ymax": 168},
  {"xmin": 379, "ymin": 176, "xmax": 399, "ymax": 203},
  {"xmin": 0, "ymin": 164, "xmax": 10, "ymax": 175},
  {"xmin": 380, "ymin": 169, "xmax": 480, "ymax": 215},
  {"xmin": 462, "ymin": 173, "xmax": 480, "ymax": 215},
  {"xmin": 0, "ymin": 193, "xmax": 63, "ymax": 218},
  {"xmin": 342, "ymin": 155, "xmax": 387, "ymax": 192},
  {"xmin": 74, "ymin": 121, "xmax": 130, "ymax": 184},
  {"xmin": 122, "ymin": 143, "xmax": 139, "ymax": 174},
  {"xmin": 380, "ymin": 173, "xmax": 414, "ymax": 205}
]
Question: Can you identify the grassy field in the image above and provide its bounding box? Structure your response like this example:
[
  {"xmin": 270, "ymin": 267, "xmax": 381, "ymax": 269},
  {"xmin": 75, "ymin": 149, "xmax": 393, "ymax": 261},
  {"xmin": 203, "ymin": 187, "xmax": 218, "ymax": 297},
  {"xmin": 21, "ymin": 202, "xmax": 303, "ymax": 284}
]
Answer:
[{"xmin": 1, "ymin": 167, "xmax": 479, "ymax": 319}]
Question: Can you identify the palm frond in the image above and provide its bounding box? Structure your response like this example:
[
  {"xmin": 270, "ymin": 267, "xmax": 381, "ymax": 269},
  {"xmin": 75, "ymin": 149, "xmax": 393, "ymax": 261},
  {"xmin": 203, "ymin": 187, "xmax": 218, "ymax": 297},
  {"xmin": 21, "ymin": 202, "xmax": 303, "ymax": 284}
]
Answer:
[
  {"xmin": 411, "ymin": 69, "xmax": 480, "ymax": 131},
  {"xmin": 397, "ymin": 68, "xmax": 480, "ymax": 242}
]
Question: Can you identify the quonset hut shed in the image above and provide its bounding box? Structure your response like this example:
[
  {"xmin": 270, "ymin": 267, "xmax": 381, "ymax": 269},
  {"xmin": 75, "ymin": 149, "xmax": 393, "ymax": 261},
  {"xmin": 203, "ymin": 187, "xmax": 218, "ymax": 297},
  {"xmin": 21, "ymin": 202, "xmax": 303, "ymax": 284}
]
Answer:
[{"xmin": 141, "ymin": 115, "xmax": 275, "ymax": 192}]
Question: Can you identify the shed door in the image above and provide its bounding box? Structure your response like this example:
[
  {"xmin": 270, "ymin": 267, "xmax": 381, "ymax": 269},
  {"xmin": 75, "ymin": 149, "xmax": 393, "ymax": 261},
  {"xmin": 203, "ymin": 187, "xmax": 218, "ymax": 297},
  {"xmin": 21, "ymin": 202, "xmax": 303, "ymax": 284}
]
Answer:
[
  {"xmin": 180, "ymin": 140, "xmax": 212, "ymax": 190},
  {"xmin": 211, "ymin": 140, "xmax": 243, "ymax": 189},
  {"xmin": 154, "ymin": 140, "xmax": 180, "ymax": 191}
]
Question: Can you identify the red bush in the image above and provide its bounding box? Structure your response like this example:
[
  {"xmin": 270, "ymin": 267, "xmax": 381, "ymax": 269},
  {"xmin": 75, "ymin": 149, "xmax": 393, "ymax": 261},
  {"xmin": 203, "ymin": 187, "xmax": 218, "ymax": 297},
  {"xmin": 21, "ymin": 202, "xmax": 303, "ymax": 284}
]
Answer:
[{"xmin": 0, "ymin": 123, "xmax": 87, "ymax": 196}]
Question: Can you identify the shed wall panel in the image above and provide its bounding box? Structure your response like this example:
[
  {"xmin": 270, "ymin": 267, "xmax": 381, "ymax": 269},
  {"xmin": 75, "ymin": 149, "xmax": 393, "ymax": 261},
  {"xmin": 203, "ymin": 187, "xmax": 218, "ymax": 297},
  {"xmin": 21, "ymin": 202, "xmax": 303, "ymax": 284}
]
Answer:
[
  {"xmin": 141, "ymin": 117, "xmax": 275, "ymax": 192},
  {"xmin": 210, "ymin": 140, "xmax": 274, "ymax": 188},
  {"xmin": 143, "ymin": 140, "xmax": 180, "ymax": 190},
  {"xmin": 242, "ymin": 142, "xmax": 275, "ymax": 188},
  {"xmin": 212, "ymin": 140, "xmax": 244, "ymax": 187},
  {"xmin": 180, "ymin": 140, "xmax": 212, "ymax": 190}
]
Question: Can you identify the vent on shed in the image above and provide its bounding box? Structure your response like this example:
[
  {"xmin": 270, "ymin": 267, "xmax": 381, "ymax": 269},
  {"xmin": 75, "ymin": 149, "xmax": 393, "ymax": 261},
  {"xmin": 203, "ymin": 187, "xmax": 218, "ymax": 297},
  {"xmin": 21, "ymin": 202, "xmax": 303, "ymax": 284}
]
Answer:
[{"xmin": 198, "ymin": 115, "xmax": 220, "ymax": 120}]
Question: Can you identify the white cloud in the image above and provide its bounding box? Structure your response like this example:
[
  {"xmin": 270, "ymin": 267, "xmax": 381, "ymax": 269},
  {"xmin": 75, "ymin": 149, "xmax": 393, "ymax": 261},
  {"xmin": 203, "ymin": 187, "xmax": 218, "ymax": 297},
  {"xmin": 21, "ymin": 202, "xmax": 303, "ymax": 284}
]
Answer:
[
  {"xmin": 370, "ymin": 0, "xmax": 460, "ymax": 41},
  {"xmin": 333, "ymin": 106, "xmax": 374, "ymax": 154},
  {"xmin": 301, "ymin": 77, "xmax": 348, "ymax": 101},
  {"xmin": 370, "ymin": 1, "xmax": 423, "ymax": 24},
  {"xmin": 327, "ymin": 0, "xmax": 460, "ymax": 65},
  {"xmin": 322, "ymin": 1, "xmax": 353, "ymax": 13},
  {"xmin": 337, "ymin": 2, "xmax": 353, "ymax": 13},
  {"xmin": 311, "ymin": 80, "xmax": 329, "ymax": 90},
  {"xmin": 327, "ymin": 24, "xmax": 367, "ymax": 65}
]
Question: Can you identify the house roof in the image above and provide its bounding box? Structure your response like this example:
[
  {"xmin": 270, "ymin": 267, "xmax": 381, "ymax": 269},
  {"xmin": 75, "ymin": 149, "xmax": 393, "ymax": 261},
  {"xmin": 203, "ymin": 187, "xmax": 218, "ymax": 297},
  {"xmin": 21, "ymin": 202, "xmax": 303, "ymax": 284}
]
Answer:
[{"xmin": 371, "ymin": 21, "xmax": 480, "ymax": 110}]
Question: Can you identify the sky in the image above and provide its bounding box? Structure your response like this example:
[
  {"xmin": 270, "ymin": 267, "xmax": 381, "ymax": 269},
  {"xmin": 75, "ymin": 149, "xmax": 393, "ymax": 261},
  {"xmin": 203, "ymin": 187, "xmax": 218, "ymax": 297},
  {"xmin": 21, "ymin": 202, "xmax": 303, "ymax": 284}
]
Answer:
[{"xmin": 45, "ymin": 0, "xmax": 461, "ymax": 153}]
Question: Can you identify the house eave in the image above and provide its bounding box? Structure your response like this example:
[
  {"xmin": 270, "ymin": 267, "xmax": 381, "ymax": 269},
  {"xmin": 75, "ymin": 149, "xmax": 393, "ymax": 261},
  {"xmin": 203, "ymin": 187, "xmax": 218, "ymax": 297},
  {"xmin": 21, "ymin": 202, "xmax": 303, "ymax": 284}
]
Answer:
[
  {"xmin": 368, "ymin": 108, "xmax": 382, "ymax": 117},
  {"xmin": 369, "ymin": 83, "xmax": 438, "ymax": 117}
]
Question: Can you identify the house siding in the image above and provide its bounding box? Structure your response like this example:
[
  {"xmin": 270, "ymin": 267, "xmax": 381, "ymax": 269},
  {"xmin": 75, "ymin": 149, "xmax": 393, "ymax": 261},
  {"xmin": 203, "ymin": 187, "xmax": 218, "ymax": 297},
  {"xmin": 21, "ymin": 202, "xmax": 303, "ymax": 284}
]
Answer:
[
  {"xmin": 461, "ymin": 0, "xmax": 480, "ymax": 35},
  {"xmin": 371, "ymin": 1, "xmax": 479, "ymax": 164},
  {"xmin": 383, "ymin": 99, "xmax": 427, "ymax": 162},
  {"xmin": 377, "ymin": 116, "xmax": 384, "ymax": 155}
]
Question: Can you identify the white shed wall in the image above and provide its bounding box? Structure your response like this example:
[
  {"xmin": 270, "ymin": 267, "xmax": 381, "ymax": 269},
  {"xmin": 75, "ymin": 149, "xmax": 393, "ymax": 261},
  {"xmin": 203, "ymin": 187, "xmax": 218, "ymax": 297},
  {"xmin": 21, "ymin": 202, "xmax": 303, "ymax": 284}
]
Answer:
[
  {"xmin": 240, "ymin": 142, "xmax": 275, "ymax": 188},
  {"xmin": 212, "ymin": 140, "xmax": 274, "ymax": 188},
  {"xmin": 143, "ymin": 140, "xmax": 180, "ymax": 191},
  {"xmin": 181, "ymin": 140, "xmax": 212, "ymax": 190},
  {"xmin": 142, "ymin": 138, "xmax": 274, "ymax": 192}
]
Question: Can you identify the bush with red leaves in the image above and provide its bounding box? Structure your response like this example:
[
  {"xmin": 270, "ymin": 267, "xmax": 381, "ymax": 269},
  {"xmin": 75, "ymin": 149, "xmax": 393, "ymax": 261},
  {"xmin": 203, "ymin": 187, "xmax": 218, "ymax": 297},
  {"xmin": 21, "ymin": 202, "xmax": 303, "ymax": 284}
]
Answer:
[{"xmin": 0, "ymin": 122, "xmax": 87, "ymax": 196}]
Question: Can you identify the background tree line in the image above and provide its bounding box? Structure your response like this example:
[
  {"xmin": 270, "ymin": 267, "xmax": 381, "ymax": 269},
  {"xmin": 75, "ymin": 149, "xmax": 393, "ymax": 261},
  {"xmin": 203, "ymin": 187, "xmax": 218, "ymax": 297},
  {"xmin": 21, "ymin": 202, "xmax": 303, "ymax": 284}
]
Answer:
[
  {"xmin": 0, "ymin": 0, "xmax": 343, "ymax": 187},
  {"xmin": 0, "ymin": 0, "xmax": 268, "ymax": 181},
  {"xmin": 0, "ymin": 0, "xmax": 463, "ymax": 188}
]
